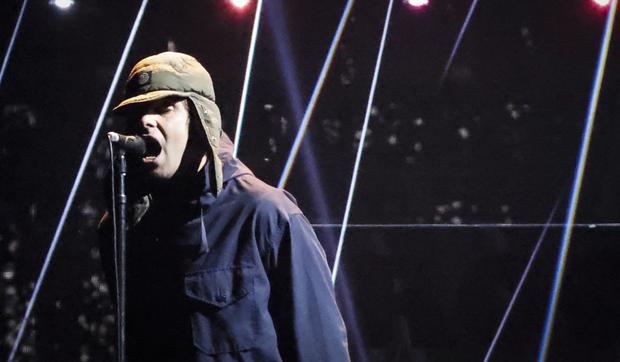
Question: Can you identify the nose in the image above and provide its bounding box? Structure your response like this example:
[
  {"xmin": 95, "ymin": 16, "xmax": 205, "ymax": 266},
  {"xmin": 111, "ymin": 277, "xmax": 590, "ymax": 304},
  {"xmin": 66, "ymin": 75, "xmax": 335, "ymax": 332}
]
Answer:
[{"xmin": 140, "ymin": 113, "xmax": 158, "ymax": 130}]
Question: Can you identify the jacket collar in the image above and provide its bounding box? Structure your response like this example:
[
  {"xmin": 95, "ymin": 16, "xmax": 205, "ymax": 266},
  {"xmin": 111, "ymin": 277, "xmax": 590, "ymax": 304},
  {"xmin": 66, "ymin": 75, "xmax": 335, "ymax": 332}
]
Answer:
[{"xmin": 201, "ymin": 132, "xmax": 253, "ymax": 199}]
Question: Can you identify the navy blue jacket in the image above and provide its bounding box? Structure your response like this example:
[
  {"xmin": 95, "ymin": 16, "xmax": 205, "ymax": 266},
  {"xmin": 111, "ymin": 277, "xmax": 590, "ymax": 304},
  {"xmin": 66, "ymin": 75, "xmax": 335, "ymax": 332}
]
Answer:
[{"xmin": 100, "ymin": 133, "xmax": 350, "ymax": 361}]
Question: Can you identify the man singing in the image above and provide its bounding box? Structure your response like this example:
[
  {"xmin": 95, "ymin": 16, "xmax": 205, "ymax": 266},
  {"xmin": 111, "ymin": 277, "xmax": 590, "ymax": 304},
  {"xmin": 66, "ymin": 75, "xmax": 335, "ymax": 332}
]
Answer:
[{"xmin": 98, "ymin": 52, "xmax": 350, "ymax": 361}]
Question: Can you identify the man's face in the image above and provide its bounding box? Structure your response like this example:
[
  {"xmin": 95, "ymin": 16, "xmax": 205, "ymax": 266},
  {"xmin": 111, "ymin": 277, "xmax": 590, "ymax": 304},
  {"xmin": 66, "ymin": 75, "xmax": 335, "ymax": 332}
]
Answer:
[{"xmin": 129, "ymin": 97, "xmax": 190, "ymax": 180}]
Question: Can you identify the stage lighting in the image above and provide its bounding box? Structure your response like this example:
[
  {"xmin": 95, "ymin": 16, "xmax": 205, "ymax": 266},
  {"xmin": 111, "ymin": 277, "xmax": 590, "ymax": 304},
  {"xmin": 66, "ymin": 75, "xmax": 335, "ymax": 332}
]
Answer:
[
  {"xmin": 405, "ymin": 0, "xmax": 429, "ymax": 8},
  {"xmin": 230, "ymin": 0, "xmax": 251, "ymax": 10},
  {"xmin": 51, "ymin": 0, "xmax": 74, "ymax": 9},
  {"xmin": 593, "ymin": 0, "xmax": 611, "ymax": 6}
]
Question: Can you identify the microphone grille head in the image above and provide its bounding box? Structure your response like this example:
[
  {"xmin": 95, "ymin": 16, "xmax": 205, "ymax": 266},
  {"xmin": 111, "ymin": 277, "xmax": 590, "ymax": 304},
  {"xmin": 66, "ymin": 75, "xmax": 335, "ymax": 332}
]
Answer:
[{"xmin": 107, "ymin": 132, "xmax": 120, "ymax": 142}]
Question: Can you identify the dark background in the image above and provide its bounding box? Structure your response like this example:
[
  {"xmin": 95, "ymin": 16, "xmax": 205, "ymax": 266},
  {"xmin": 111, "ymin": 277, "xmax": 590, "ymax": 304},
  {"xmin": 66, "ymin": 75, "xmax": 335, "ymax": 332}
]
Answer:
[{"xmin": 1, "ymin": 0, "xmax": 619, "ymax": 360}]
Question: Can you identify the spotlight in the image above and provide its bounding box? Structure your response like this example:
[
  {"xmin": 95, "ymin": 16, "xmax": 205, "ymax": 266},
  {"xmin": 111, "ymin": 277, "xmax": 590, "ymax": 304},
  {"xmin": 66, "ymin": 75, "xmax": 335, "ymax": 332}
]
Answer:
[
  {"xmin": 229, "ymin": 0, "xmax": 251, "ymax": 10},
  {"xmin": 405, "ymin": 0, "xmax": 429, "ymax": 8},
  {"xmin": 592, "ymin": 0, "xmax": 611, "ymax": 6},
  {"xmin": 51, "ymin": 0, "xmax": 74, "ymax": 9}
]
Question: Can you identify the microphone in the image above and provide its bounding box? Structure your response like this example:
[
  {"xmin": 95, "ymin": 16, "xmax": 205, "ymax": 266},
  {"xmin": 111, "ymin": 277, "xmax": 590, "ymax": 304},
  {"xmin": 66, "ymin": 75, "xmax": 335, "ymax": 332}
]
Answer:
[{"xmin": 107, "ymin": 132, "xmax": 160, "ymax": 156}]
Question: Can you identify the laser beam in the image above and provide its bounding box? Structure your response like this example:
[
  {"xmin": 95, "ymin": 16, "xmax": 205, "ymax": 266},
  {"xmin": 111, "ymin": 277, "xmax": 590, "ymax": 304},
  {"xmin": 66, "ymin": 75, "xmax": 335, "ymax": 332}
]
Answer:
[
  {"xmin": 537, "ymin": 1, "xmax": 618, "ymax": 360},
  {"xmin": 265, "ymin": 0, "xmax": 333, "ymax": 225},
  {"xmin": 265, "ymin": 2, "xmax": 368, "ymax": 358},
  {"xmin": 7, "ymin": 1, "xmax": 150, "ymax": 360},
  {"xmin": 439, "ymin": 0, "xmax": 480, "ymax": 87},
  {"xmin": 332, "ymin": 0, "xmax": 396, "ymax": 284},
  {"xmin": 0, "ymin": 0, "xmax": 29, "ymax": 89},
  {"xmin": 232, "ymin": 0, "xmax": 264, "ymax": 157},
  {"xmin": 277, "ymin": 0, "xmax": 355, "ymax": 188},
  {"xmin": 483, "ymin": 199, "xmax": 561, "ymax": 362},
  {"xmin": 311, "ymin": 222, "xmax": 619, "ymax": 229}
]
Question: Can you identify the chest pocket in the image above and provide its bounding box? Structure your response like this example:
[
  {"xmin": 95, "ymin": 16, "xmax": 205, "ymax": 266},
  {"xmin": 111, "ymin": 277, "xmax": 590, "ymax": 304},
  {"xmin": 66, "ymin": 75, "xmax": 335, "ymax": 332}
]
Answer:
[{"xmin": 184, "ymin": 266, "xmax": 256, "ymax": 354}]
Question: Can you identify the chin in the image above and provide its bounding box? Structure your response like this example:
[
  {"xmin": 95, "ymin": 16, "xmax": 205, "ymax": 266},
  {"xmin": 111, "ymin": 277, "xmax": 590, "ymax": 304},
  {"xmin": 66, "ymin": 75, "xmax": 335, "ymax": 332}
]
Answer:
[{"xmin": 150, "ymin": 169, "xmax": 174, "ymax": 180}]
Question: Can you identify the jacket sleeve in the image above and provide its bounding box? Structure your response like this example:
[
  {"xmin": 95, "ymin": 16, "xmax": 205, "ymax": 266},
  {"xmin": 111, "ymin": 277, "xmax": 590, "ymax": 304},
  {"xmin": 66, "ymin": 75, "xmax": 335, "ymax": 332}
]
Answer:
[{"xmin": 266, "ymin": 213, "xmax": 351, "ymax": 362}]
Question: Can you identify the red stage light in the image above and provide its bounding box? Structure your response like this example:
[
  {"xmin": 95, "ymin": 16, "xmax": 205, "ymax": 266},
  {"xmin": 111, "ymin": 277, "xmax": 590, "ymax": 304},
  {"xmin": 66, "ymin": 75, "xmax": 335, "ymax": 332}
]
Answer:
[
  {"xmin": 230, "ymin": 0, "xmax": 251, "ymax": 10},
  {"xmin": 593, "ymin": 0, "xmax": 611, "ymax": 6},
  {"xmin": 405, "ymin": 0, "xmax": 429, "ymax": 8}
]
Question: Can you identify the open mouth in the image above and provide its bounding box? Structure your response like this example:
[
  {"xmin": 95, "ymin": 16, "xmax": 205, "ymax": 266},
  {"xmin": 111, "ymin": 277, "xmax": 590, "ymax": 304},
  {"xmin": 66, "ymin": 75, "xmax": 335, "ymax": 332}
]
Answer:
[{"xmin": 142, "ymin": 136, "xmax": 161, "ymax": 162}]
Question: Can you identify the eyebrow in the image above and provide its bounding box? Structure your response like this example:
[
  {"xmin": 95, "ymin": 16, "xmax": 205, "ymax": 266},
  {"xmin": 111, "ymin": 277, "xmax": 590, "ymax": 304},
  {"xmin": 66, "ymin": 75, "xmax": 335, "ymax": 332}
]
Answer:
[{"xmin": 147, "ymin": 98, "xmax": 178, "ymax": 111}]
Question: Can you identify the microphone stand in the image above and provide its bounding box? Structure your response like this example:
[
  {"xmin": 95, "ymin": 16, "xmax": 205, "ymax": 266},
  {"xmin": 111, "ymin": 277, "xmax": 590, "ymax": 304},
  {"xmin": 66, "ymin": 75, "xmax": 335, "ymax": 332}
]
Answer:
[
  {"xmin": 111, "ymin": 148, "xmax": 128, "ymax": 362},
  {"xmin": 108, "ymin": 131, "xmax": 153, "ymax": 361}
]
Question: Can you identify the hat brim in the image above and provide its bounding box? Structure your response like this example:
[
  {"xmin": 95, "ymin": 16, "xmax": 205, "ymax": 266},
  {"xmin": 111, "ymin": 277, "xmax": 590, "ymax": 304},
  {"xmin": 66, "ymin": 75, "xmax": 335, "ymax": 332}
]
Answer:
[{"xmin": 113, "ymin": 90, "xmax": 193, "ymax": 112}]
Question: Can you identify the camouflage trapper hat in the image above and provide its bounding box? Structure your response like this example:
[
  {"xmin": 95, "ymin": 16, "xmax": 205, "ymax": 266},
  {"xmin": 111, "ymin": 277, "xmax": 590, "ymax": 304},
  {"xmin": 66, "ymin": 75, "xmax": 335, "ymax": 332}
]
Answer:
[{"xmin": 114, "ymin": 51, "xmax": 223, "ymax": 195}]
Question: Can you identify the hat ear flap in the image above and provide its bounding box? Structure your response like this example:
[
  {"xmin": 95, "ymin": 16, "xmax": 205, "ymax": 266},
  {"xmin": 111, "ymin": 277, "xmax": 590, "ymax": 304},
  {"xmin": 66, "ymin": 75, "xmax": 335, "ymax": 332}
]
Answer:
[
  {"xmin": 187, "ymin": 96, "xmax": 223, "ymax": 195},
  {"xmin": 186, "ymin": 99, "xmax": 208, "ymax": 149}
]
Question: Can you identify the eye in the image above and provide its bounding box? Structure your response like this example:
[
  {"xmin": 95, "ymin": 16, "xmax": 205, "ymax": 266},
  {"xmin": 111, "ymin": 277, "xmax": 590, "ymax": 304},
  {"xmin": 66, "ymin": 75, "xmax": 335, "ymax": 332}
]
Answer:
[{"xmin": 155, "ymin": 104, "xmax": 175, "ymax": 114}]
